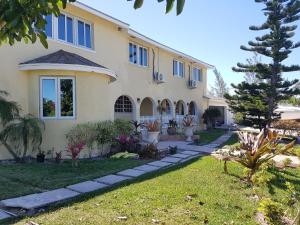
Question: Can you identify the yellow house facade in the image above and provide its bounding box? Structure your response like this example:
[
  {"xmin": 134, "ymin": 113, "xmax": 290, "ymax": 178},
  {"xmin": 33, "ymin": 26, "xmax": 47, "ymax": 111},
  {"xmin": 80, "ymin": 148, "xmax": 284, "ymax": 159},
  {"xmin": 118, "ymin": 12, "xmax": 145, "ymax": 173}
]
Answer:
[{"xmin": 0, "ymin": 2, "xmax": 214, "ymax": 160}]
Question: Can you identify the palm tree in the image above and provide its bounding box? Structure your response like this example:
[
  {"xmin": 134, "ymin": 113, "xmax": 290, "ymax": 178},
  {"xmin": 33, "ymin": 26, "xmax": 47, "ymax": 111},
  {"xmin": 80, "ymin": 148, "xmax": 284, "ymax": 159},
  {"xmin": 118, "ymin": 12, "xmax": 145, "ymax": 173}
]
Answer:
[
  {"xmin": 0, "ymin": 90, "xmax": 20, "ymax": 125},
  {"xmin": 0, "ymin": 114, "xmax": 45, "ymax": 162}
]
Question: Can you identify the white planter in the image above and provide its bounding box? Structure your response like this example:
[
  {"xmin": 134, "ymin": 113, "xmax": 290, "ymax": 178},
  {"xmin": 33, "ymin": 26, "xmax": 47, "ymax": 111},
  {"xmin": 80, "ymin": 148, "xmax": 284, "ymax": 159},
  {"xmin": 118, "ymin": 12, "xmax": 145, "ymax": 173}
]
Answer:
[
  {"xmin": 184, "ymin": 126, "xmax": 194, "ymax": 142},
  {"xmin": 147, "ymin": 131, "xmax": 160, "ymax": 144}
]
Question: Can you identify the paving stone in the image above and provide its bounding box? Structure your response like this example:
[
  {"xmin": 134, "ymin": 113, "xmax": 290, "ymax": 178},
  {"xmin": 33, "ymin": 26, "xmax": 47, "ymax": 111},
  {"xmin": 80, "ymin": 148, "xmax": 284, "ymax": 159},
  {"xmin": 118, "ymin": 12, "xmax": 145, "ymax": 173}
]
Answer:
[
  {"xmin": 94, "ymin": 175, "xmax": 131, "ymax": 185},
  {"xmin": 0, "ymin": 210, "xmax": 11, "ymax": 220},
  {"xmin": 181, "ymin": 155, "xmax": 199, "ymax": 163},
  {"xmin": 160, "ymin": 156, "xmax": 182, "ymax": 163},
  {"xmin": 66, "ymin": 181, "xmax": 108, "ymax": 193},
  {"xmin": 133, "ymin": 165, "xmax": 160, "ymax": 172},
  {"xmin": 181, "ymin": 151, "xmax": 200, "ymax": 156},
  {"xmin": 117, "ymin": 169, "xmax": 147, "ymax": 177},
  {"xmin": 171, "ymin": 153, "xmax": 191, "ymax": 159},
  {"xmin": 148, "ymin": 161, "xmax": 172, "ymax": 168},
  {"xmin": 1, "ymin": 188, "xmax": 80, "ymax": 210}
]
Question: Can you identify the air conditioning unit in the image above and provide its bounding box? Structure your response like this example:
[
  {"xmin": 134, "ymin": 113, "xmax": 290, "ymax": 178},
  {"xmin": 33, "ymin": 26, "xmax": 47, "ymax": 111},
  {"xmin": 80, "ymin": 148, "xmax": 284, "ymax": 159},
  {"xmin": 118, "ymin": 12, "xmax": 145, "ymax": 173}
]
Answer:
[
  {"xmin": 189, "ymin": 80, "xmax": 198, "ymax": 89},
  {"xmin": 154, "ymin": 72, "xmax": 166, "ymax": 84}
]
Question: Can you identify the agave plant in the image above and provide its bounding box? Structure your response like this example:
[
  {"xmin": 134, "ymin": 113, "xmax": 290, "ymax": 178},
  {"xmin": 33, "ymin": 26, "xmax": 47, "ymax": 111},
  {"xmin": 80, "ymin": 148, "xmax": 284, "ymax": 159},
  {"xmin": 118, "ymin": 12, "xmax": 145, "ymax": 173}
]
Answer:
[
  {"xmin": 0, "ymin": 114, "xmax": 45, "ymax": 162},
  {"xmin": 233, "ymin": 129, "xmax": 295, "ymax": 182}
]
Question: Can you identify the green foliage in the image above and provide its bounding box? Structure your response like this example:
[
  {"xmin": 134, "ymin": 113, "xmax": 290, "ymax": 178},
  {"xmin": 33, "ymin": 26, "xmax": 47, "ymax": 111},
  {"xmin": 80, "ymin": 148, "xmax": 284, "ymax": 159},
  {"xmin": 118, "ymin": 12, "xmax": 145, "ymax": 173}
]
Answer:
[
  {"xmin": 258, "ymin": 198, "xmax": 284, "ymax": 225},
  {"xmin": 129, "ymin": 0, "xmax": 185, "ymax": 15},
  {"xmin": 202, "ymin": 108, "xmax": 221, "ymax": 129},
  {"xmin": 0, "ymin": 90, "xmax": 20, "ymax": 125},
  {"xmin": 225, "ymin": 0, "xmax": 300, "ymax": 128},
  {"xmin": 114, "ymin": 119, "xmax": 132, "ymax": 136},
  {"xmin": 0, "ymin": 0, "xmax": 76, "ymax": 48},
  {"xmin": 0, "ymin": 114, "xmax": 45, "ymax": 162},
  {"xmin": 110, "ymin": 151, "xmax": 139, "ymax": 159},
  {"xmin": 94, "ymin": 121, "xmax": 115, "ymax": 153}
]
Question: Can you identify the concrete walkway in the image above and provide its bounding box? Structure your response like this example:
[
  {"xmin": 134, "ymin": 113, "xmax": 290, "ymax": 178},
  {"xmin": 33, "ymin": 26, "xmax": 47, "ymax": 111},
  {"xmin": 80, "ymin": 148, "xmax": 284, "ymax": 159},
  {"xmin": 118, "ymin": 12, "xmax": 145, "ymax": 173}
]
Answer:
[{"xmin": 0, "ymin": 132, "xmax": 233, "ymax": 221}]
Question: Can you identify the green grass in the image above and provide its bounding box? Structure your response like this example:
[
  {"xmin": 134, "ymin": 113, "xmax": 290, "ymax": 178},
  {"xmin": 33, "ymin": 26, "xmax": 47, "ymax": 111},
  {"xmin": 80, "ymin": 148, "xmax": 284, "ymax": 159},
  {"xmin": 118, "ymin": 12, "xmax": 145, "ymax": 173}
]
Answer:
[
  {"xmin": 0, "ymin": 159, "xmax": 149, "ymax": 200},
  {"xmin": 8, "ymin": 157, "xmax": 299, "ymax": 225},
  {"xmin": 192, "ymin": 129, "xmax": 226, "ymax": 146},
  {"xmin": 219, "ymin": 133, "xmax": 239, "ymax": 148}
]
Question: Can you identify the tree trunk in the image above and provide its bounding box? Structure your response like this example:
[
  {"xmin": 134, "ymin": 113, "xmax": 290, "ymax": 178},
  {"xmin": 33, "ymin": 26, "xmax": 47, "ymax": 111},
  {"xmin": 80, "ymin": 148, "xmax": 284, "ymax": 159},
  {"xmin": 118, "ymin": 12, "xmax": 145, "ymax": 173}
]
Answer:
[
  {"xmin": 1, "ymin": 140, "xmax": 20, "ymax": 162},
  {"xmin": 22, "ymin": 132, "xmax": 28, "ymax": 162},
  {"xmin": 224, "ymin": 161, "xmax": 228, "ymax": 174}
]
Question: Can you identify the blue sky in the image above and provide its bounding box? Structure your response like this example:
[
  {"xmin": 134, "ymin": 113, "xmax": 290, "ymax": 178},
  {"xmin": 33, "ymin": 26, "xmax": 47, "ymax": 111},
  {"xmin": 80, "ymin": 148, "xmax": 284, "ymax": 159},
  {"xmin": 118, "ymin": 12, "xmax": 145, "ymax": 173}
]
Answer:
[{"xmin": 80, "ymin": 0, "xmax": 300, "ymax": 90}]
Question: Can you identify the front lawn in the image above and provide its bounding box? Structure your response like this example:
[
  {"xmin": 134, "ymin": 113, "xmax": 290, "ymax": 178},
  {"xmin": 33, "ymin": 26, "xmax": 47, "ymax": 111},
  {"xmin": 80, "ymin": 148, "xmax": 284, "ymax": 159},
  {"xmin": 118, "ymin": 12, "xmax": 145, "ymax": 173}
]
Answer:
[
  {"xmin": 0, "ymin": 159, "xmax": 149, "ymax": 200},
  {"xmin": 193, "ymin": 129, "xmax": 226, "ymax": 146},
  {"xmin": 10, "ymin": 157, "xmax": 299, "ymax": 225}
]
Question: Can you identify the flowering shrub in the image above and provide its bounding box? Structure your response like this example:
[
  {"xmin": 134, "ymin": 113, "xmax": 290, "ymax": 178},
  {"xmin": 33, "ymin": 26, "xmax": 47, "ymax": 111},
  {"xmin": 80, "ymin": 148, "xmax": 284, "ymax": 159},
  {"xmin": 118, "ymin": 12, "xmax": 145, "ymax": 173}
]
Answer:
[{"xmin": 67, "ymin": 142, "xmax": 85, "ymax": 167}]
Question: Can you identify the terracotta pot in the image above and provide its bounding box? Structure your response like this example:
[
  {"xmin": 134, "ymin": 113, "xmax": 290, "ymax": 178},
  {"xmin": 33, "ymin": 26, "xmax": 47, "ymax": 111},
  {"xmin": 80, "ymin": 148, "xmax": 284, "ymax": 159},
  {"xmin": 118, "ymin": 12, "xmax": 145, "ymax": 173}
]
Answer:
[
  {"xmin": 147, "ymin": 131, "xmax": 160, "ymax": 144},
  {"xmin": 184, "ymin": 126, "xmax": 194, "ymax": 142}
]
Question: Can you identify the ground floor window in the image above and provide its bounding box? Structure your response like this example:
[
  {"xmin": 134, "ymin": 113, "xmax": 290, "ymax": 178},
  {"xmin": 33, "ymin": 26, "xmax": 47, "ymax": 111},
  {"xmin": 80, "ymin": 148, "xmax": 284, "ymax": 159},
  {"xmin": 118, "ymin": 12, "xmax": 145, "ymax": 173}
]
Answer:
[
  {"xmin": 114, "ymin": 96, "xmax": 132, "ymax": 113},
  {"xmin": 176, "ymin": 101, "xmax": 185, "ymax": 115},
  {"xmin": 40, "ymin": 77, "xmax": 75, "ymax": 119}
]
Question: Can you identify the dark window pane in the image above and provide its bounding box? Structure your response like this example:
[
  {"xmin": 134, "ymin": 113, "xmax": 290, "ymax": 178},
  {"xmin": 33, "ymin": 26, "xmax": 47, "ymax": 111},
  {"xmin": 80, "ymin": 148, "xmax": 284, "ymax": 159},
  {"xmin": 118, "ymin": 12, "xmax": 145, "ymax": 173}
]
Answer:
[
  {"xmin": 45, "ymin": 14, "xmax": 52, "ymax": 37},
  {"xmin": 139, "ymin": 47, "xmax": 143, "ymax": 66},
  {"xmin": 42, "ymin": 79, "xmax": 56, "ymax": 117},
  {"xmin": 85, "ymin": 24, "xmax": 91, "ymax": 48},
  {"xmin": 133, "ymin": 45, "xmax": 137, "ymax": 64},
  {"xmin": 67, "ymin": 17, "xmax": 73, "ymax": 43},
  {"xmin": 58, "ymin": 14, "xmax": 65, "ymax": 40},
  {"xmin": 78, "ymin": 20, "xmax": 85, "ymax": 46},
  {"xmin": 143, "ymin": 49, "xmax": 148, "ymax": 66},
  {"xmin": 129, "ymin": 43, "xmax": 133, "ymax": 63},
  {"xmin": 60, "ymin": 79, "xmax": 74, "ymax": 117}
]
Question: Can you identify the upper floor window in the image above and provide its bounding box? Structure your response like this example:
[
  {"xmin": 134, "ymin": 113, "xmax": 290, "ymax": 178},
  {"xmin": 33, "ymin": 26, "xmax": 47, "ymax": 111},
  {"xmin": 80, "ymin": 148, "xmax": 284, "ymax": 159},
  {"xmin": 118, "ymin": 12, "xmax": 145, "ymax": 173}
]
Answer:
[
  {"xmin": 193, "ymin": 67, "xmax": 202, "ymax": 81},
  {"xmin": 45, "ymin": 14, "xmax": 53, "ymax": 38},
  {"xmin": 44, "ymin": 13, "xmax": 93, "ymax": 50},
  {"xmin": 40, "ymin": 77, "xmax": 75, "ymax": 119},
  {"xmin": 129, "ymin": 42, "xmax": 148, "ymax": 67},
  {"xmin": 173, "ymin": 60, "xmax": 184, "ymax": 78},
  {"xmin": 78, "ymin": 20, "xmax": 92, "ymax": 48}
]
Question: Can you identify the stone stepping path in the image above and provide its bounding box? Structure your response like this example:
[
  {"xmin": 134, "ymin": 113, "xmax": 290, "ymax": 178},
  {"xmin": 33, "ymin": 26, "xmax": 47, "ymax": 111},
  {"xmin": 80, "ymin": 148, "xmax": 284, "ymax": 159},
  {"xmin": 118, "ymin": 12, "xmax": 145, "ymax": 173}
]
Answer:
[
  {"xmin": 0, "ymin": 132, "xmax": 233, "ymax": 222},
  {"xmin": 1, "ymin": 188, "xmax": 80, "ymax": 210},
  {"xmin": 117, "ymin": 169, "xmax": 147, "ymax": 177},
  {"xmin": 94, "ymin": 175, "xmax": 131, "ymax": 185},
  {"xmin": 0, "ymin": 210, "xmax": 12, "ymax": 220},
  {"xmin": 67, "ymin": 181, "xmax": 108, "ymax": 194}
]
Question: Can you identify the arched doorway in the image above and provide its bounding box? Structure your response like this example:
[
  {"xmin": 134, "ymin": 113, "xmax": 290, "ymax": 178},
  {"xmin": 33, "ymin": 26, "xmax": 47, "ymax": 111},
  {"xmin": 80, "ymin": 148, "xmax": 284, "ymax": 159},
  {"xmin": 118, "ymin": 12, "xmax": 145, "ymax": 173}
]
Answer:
[
  {"xmin": 189, "ymin": 101, "xmax": 196, "ymax": 115},
  {"xmin": 140, "ymin": 97, "xmax": 155, "ymax": 117},
  {"xmin": 176, "ymin": 100, "xmax": 185, "ymax": 115},
  {"xmin": 114, "ymin": 95, "xmax": 134, "ymax": 120},
  {"xmin": 161, "ymin": 99, "xmax": 172, "ymax": 116}
]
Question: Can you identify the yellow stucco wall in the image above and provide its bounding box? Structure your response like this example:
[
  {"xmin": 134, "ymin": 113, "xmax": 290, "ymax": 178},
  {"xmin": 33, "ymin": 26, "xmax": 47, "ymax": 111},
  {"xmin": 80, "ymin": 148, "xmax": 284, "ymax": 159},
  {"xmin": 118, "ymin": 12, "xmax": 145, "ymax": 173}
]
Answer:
[{"xmin": 0, "ymin": 4, "xmax": 210, "ymax": 160}]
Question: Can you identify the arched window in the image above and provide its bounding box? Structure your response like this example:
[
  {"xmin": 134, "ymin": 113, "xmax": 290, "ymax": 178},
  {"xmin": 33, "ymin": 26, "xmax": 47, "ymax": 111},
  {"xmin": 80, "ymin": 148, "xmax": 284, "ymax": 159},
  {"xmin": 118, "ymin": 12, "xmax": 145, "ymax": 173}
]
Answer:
[
  {"xmin": 189, "ymin": 102, "xmax": 196, "ymax": 115},
  {"xmin": 176, "ymin": 101, "xmax": 185, "ymax": 115},
  {"xmin": 161, "ymin": 99, "xmax": 171, "ymax": 115},
  {"xmin": 114, "ymin": 96, "xmax": 132, "ymax": 113}
]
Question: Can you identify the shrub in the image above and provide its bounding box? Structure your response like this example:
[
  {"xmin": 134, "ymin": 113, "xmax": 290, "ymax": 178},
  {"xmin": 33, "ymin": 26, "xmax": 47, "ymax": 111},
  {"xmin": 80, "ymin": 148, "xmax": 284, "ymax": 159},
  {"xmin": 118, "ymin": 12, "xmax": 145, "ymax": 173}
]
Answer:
[
  {"xmin": 202, "ymin": 108, "xmax": 221, "ymax": 129},
  {"xmin": 258, "ymin": 198, "xmax": 284, "ymax": 225},
  {"xmin": 114, "ymin": 119, "xmax": 132, "ymax": 136},
  {"xmin": 139, "ymin": 143, "xmax": 158, "ymax": 159},
  {"xmin": 67, "ymin": 142, "xmax": 85, "ymax": 167},
  {"xmin": 95, "ymin": 121, "xmax": 115, "ymax": 155},
  {"xmin": 169, "ymin": 146, "xmax": 178, "ymax": 155}
]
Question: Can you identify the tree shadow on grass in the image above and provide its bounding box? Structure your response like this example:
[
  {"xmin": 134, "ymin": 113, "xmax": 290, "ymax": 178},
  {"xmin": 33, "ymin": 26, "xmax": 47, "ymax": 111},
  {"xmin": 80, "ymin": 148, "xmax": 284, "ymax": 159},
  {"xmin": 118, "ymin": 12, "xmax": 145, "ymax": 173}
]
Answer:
[
  {"xmin": 267, "ymin": 167, "xmax": 300, "ymax": 195},
  {"xmin": 3, "ymin": 156, "xmax": 206, "ymax": 225}
]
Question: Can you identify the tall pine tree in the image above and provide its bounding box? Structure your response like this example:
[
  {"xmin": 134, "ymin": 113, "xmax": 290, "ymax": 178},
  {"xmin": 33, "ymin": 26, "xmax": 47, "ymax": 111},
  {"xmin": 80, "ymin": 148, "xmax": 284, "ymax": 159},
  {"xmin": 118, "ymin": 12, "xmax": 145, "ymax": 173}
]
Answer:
[{"xmin": 225, "ymin": 0, "xmax": 300, "ymax": 128}]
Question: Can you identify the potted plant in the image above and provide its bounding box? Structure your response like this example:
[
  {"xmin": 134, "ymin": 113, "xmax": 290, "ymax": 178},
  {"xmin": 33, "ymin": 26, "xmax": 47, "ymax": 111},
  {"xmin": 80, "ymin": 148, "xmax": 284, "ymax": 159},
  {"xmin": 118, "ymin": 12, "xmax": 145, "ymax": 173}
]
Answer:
[
  {"xmin": 167, "ymin": 119, "xmax": 177, "ymax": 135},
  {"xmin": 36, "ymin": 150, "xmax": 46, "ymax": 163},
  {"xmin": 183, "ymin": 115, "xmax": 195, "ymax": 142},
  {"xmin": 146, "ymin": 120, "xmax": 160, "ymax": 144}
]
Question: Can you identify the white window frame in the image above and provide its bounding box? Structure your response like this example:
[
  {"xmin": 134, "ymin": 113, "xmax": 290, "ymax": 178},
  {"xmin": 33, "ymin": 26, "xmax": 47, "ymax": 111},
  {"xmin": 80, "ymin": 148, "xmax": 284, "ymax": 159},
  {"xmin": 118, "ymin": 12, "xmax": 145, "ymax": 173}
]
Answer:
[
  {"xmin": 40, "ymin": 77, "xmax": 76, "ymax": 120},
  {"xmin": 173, "ymin": 59, "xmax": 185, "ymax": 78},
  {"xmin": 44, "ymin": 14, "xmax": 54, "ymax": 38},
  {"xmin": 129, "ymin": 42, "xmax": 148, "ymax": 68},
  {"xmin": 45, "ymin": 12, "xmax": 94, "ymax": 50},
  {"xmin": 77, "ymin": 19, "xmax": 92, "ymax": 49},
  {"xmin": 193, "ymin": 67, "xmax": 202, "ymax": 82}
]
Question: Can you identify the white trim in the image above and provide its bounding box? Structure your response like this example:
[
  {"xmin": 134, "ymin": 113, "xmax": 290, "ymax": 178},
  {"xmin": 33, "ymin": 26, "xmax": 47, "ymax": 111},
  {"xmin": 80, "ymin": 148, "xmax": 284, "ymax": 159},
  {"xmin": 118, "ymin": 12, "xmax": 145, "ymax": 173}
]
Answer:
[
  {"xmin": 173, "ymin": 59, "xmax": 185, "ymax": 78},
  {"xmin": 19, "ymin": 63, "xmax": 117, "ymax": 81},
  {"xmin": 129, "ymin": 29, "xmax": 215, "ymax": 69},
  {"xmin": 73, "ymin": 1, "xmax": 129, "ymax": 29},
  {"xmin": 72, "ymin": 2, "xmax": 214, "ymax": 69},
  {"xmin": 40, "ymin": 76, "xmax": 76, "ymax": 120}
]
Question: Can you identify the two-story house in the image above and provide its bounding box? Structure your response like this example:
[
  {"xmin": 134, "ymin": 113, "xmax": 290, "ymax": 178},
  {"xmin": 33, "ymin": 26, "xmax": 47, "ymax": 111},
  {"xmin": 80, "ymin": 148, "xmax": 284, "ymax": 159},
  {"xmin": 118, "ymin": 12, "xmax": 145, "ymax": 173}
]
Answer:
[{"xmin": 0, "ymin": 2, "xmax": 215, "ymax": 160}]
